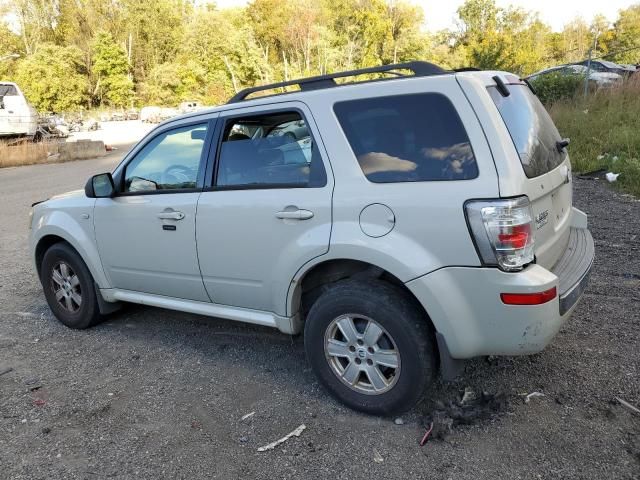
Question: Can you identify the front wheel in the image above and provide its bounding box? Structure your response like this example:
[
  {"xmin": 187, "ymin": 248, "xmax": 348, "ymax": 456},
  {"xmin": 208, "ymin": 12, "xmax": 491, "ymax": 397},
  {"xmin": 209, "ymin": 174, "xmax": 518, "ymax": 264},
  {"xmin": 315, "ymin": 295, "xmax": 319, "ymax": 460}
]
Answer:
[
  {"xmin": 304, "ymin": 280, "xmax": 437, "ymax": 415},
  {"xmin": 41, "ymin": 242, "xmax": 102, "ymax": 329}
]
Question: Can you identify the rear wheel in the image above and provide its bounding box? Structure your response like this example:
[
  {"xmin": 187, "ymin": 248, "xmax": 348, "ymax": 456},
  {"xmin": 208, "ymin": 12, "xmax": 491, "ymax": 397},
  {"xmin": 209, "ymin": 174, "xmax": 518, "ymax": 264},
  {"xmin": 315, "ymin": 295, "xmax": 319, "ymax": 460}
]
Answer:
[
  {"xmin": 41, "ymin": 242, "xmax": 101, "ymax": 329},
  {"xmin": 304, "ymin": 280, "xmax": 437, "ymax": 415}
]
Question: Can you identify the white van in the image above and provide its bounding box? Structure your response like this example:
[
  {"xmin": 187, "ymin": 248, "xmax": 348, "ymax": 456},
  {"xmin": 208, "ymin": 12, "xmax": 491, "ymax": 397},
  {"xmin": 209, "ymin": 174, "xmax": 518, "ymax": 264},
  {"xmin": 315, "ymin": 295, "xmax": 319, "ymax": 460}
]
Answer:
[{"xmin": 0, "ymin": 82, "xmax": 38, "ymax": 138}]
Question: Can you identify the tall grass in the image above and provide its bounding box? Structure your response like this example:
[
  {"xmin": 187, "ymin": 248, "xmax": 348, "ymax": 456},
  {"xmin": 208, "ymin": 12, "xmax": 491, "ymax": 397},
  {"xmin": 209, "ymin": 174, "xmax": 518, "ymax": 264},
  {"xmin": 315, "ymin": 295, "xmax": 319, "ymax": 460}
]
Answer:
[
  {"xmin": 0, "ymin": 140, "xmax": 59, "ymax": 168},
  {"xmin": 549, "ymin": 77, "xmax": 640, "ymax": 196}
]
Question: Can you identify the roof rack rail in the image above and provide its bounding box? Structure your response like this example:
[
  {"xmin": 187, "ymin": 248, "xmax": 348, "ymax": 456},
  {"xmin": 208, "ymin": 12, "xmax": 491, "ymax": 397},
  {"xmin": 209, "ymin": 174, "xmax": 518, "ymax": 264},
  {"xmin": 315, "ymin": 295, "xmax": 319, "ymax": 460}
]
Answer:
[{"xmin": 227, "ymin": 61, "xmax": 446, "ymax": 103}]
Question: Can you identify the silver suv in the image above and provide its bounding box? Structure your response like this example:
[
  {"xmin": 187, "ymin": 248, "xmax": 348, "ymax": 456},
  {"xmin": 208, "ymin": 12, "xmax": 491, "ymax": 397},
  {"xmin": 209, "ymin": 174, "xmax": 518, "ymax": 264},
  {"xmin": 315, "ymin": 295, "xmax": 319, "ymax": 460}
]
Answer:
[{"xmin": 29, "ymin": 62, "xmax": 594, "ymax": 414}]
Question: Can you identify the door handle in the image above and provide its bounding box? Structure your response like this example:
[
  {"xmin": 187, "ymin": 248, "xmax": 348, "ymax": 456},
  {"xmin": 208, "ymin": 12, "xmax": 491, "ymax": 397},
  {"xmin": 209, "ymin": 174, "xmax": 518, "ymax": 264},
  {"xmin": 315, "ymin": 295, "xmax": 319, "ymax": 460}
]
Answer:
[
  {"xmin": 275, "ymin": 209, "xmax": 314, "ymax": 220},
  {"xmin": 157, "ymin": 211, "xmax": 185, "ymax": 220}
]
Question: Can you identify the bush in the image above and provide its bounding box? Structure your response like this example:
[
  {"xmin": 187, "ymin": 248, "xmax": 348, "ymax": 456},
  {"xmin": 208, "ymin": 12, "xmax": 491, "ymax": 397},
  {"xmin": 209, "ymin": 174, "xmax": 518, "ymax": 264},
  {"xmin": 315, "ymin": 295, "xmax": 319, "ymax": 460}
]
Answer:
[{"xmin": 529, "ymin": 73, "xmax": 583, "ymax": 105}]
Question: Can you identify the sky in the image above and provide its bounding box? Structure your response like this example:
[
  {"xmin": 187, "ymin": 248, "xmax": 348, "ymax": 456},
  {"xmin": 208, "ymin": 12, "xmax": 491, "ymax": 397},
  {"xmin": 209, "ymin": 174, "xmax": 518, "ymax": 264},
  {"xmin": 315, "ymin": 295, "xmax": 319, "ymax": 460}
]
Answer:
[{"xmin": 213, "ymin": 0, "xmax": 637, "ymax": 32}]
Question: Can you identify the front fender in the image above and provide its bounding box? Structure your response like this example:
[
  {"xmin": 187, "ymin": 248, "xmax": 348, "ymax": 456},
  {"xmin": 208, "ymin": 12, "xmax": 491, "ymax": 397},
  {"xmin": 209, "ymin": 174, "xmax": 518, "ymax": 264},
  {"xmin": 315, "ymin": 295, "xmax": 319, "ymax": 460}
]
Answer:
[{"xmin": 30, "ymin": 206, "xmax": 110, "ymax": 288}]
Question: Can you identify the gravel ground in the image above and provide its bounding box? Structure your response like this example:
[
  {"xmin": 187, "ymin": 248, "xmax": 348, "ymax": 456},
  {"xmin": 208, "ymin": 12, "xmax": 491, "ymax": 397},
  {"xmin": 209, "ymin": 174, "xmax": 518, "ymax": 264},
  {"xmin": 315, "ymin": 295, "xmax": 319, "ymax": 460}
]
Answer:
[{"xmin": 0, "ymin": 157, "xmax": 639, "ymax": 479}]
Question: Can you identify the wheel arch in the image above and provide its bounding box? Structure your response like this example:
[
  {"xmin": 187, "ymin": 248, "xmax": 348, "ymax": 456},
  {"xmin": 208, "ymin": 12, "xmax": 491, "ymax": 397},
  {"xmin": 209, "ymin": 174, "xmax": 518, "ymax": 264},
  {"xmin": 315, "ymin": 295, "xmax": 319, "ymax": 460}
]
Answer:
[
  {"xmin": 288, "ymin": 258, "xmax": 436, "ymax": 333},
  {"xmin": 32, "ymin": 225, "xmax": 109, "ymax": 289}
]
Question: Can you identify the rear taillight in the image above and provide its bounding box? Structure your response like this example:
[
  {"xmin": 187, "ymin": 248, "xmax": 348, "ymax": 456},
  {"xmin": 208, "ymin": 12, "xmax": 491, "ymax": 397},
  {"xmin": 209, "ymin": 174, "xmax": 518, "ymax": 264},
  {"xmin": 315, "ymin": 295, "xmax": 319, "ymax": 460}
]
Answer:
[{"xmin": 465, "ymin": 196, "xmax": 535, "ymax": 271}]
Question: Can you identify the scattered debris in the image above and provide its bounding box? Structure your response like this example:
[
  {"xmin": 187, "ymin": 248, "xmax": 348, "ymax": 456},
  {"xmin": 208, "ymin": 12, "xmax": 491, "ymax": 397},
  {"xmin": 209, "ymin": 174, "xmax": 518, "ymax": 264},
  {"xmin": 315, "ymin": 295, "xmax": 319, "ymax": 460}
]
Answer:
[
  {"xmin": 419, "ymin": 422, "xmax": 434, "ymax": 446},
  {"xmin": 41, "ymin": 427, "xmax": 51, "ymax": 434},
  {"xmin": 606, "ymin": 172, "xmax": 620, "ymax": 183},
  {"xmin": 612, "ymin": 156, "xmax": 619, "ymax": 162},
  {"xmin": 524, "ymin": 392, "xmax": 545, "ymax": 403},
  {"xmin": 577, "ymin": 168, "xmax": 607, "ymax": 180},
  {"xmin": 191, "ymin": 421, "xmax": 202, "ymax": 429},
  {"xmin": 257, "ymin": 424, "xmax": 306, "ymax": 452},
  {"xmin": 241, "ymin": 411, "xmax": 256, "ymax": 422},
  {"xmin": 615, "ymin": 397, "xmax": 640, "ymax": 415},
  {"xmin": 461, "ymin": 387, "xmax": 477, "ymax": 405},
  {"xmin": 0, "ymin": 367, "xmax": 13, "ymax": 376},
  {"xmin": 393, "ymin": 417, "xmax": 404, "ymax": 425},
  {"xmin": 421, "ymin": 391, "xmax": 507, "ymax": 442},
  {"xmin": 373, "ymin": 449, "xmax": 384, "ymax": 463}
]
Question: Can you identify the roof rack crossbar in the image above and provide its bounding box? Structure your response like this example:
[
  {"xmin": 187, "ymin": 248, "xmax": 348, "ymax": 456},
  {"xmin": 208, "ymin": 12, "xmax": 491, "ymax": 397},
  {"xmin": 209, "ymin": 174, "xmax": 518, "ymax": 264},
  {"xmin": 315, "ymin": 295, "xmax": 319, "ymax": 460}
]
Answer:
[{"xmin": 227, "ymin": 61, "xmax": 446, "ymax": 103}]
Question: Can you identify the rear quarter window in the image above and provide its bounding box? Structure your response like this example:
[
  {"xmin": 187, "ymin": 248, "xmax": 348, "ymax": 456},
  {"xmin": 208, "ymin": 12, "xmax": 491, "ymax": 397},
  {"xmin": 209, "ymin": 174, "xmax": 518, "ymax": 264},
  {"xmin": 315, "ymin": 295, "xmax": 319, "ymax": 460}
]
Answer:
[{"xmin": 334, "ymin": 93, "xmax": 478, "ymax": 183}]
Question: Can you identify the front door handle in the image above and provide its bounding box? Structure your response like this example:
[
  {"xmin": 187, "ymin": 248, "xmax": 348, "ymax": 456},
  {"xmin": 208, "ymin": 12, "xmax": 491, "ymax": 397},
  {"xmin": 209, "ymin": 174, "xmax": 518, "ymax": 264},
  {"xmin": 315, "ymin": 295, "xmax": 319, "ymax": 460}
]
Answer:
[
  {"xmin": 157, "ymin": 211, "xmax": 185, "ymax": 220},
  {"xmin": 275, "ymin": 209, "xmax": 314, "ymax": 220}
]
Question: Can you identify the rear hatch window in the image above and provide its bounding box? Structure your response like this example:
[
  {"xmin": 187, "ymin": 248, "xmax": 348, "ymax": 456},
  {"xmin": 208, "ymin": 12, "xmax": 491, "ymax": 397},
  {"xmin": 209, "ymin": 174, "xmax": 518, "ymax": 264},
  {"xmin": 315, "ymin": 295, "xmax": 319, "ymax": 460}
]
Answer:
[{"xmin": 488, "ymin": 85, "xmax": 566, "ymax": 178}]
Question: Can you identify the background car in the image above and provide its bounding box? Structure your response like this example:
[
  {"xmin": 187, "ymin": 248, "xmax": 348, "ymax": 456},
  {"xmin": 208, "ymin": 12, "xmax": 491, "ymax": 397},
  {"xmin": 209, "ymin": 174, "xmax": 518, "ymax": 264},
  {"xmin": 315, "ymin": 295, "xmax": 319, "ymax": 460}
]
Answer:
[
  {"xmin": 526, "ymin": 64, "xmax": 622, "ymax": 88},
  {"xmin": 573, "ymin": 59, "xmax": 635, "ymax": 77}
]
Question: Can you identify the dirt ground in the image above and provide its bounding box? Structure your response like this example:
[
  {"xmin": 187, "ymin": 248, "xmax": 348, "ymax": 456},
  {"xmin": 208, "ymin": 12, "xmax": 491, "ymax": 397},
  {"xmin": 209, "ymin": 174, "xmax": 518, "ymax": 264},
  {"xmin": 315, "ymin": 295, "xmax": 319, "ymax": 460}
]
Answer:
[{"xmin": 0, "ymin": 156, "xmax": 639, "ymax": 479}]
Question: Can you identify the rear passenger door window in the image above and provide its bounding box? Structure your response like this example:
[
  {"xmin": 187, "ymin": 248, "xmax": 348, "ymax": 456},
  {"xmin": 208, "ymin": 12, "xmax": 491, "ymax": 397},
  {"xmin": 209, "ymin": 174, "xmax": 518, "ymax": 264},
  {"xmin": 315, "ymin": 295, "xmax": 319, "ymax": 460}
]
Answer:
[
  {"xmin": 334, "ymin": 93, "xmax": 478, "ymax": 182},
  {"xmin": 215, "ymin": 111, "xmax": 326, "ymax": 188}
]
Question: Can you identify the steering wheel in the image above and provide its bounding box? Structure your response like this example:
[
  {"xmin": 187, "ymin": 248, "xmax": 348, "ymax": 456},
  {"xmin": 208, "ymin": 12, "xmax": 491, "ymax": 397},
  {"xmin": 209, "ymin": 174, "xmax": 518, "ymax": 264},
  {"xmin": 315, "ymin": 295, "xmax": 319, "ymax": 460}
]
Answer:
[{"xmin": 160, "ymin": 164, "xmax": 194, "ymax": 187}]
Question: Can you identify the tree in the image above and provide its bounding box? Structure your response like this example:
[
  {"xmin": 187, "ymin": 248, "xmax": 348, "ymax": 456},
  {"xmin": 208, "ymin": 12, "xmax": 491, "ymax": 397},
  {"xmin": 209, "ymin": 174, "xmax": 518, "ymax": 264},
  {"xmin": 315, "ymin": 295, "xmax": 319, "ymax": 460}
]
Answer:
[
  {"xmin": 91, "ymin": 31, "xmax": 133, "ymax": 107},
  {"xmin": 610, "ymin": 5, "xmax": 640, "ymax": 64},
  {"xmin": 452, "ymin": 0, "xmax": 552, "ymax": 74},
  {"xmin": 0, "ymin": 21, "xmax": 22, "ymax": 78},
  {"xmin": 13, "ymin": 43, "xmax": 90, "ymax": 112}
]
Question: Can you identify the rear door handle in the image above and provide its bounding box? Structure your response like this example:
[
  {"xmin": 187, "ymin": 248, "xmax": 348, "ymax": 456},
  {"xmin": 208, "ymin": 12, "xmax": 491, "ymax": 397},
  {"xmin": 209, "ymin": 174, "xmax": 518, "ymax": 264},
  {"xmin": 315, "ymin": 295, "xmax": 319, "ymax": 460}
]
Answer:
[
  {"xmin": 157, "ymin": 211, "xmax": 185, "ymax": 220},
  {"xmin": 275, "ymin": 209, "xmax": 314, "ymax": 220}
]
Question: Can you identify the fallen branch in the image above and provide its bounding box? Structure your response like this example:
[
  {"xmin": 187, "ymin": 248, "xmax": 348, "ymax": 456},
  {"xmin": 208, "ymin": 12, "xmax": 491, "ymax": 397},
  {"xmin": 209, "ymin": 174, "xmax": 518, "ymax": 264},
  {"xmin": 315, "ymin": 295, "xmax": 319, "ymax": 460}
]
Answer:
[
  {"xmin": 257, "ymin": 424, "xmax": 306, "ymax": 452},
  {"xmin": 615, "ymin": 397, "xmax": 640, "ymax": 415}
]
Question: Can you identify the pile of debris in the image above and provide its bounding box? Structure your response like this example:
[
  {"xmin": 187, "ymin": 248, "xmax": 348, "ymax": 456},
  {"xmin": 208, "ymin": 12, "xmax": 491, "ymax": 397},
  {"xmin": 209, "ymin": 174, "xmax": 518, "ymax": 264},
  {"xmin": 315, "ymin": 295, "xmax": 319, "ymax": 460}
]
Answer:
[{"xmin": 420, "ymin": 388, "xmax": 508, "ymax": 445}]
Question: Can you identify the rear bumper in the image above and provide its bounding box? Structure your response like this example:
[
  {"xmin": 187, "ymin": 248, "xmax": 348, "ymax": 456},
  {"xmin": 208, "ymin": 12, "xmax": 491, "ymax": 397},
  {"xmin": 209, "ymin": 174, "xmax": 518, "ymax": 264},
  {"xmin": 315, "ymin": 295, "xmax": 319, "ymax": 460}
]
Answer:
[
  {"xmin": 406, "ymin": 222, "xmax": 594, "ymax": 359},
  {"xmin": 554, "ymin": 226, "xmax": 594, "ymax": 315}
]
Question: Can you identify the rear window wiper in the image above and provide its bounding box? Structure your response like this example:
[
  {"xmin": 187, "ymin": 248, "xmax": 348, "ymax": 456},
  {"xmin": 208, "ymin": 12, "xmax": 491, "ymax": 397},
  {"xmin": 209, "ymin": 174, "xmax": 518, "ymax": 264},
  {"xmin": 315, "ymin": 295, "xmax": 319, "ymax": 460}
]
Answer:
[{"xmin": 556, "ymin": 138, "xmax": 570, "ymax": 153}]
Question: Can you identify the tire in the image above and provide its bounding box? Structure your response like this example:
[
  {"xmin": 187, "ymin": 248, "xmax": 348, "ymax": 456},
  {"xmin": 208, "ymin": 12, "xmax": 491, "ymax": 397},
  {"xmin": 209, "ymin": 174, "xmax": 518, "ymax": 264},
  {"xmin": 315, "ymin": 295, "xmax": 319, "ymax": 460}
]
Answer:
[
  {"xmin": 304, "ymin": 279, "xmax": 437, "ymax": 415},
  {"xmin": 41, "ymin": 242, "xmax": 102, "ymax": 329}
]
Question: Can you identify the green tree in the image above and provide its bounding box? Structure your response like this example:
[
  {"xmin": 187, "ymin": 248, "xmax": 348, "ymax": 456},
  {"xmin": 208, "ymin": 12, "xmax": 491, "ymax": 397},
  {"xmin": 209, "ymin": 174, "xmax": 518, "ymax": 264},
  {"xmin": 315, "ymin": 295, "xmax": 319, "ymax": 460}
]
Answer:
[
  {"xmin": 610, "ymin": 5, "xmax": 640, "ymax": 64},
  {"xmin": 0, "ymin": 21, "xmax": 23, "ymax": 78},
  {"xmin": 91, "ymin": 31, "xmax": 133, "ymax": 107},
  {"xmin": 13, "ymin": 43, "xmax": 90, "ymax": 112}
]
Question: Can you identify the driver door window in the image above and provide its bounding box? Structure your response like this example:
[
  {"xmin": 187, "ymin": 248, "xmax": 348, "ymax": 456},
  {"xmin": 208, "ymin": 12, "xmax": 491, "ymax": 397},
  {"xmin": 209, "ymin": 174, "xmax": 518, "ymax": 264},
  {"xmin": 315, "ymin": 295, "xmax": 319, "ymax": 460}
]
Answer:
[{"xmin": 124, "ymin": 123, "xmax": 208, "ymax": 192}]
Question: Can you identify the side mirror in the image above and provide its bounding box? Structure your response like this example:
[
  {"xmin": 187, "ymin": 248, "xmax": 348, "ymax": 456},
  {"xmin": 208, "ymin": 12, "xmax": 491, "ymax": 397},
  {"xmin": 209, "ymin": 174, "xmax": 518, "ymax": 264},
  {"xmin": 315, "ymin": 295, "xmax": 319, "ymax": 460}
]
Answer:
[{"xmin": 85, "ymin": 172, "xmax": 115, "ymax": 198}]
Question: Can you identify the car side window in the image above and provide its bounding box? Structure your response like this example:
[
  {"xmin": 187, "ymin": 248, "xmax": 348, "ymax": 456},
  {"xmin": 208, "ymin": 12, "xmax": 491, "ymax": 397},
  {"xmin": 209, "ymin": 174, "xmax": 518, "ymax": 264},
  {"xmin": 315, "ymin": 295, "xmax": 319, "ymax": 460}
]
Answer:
[
  {"xmin": 124, "ymin": 123, "xmax": 208, "ymax": 193},
  {"xmin": 215, "ymin": 111, "xmax": 326, "ymax": 188},
  {"xmin": 334, "ymin": 93, "xmax": 478, "ymax": 183}
]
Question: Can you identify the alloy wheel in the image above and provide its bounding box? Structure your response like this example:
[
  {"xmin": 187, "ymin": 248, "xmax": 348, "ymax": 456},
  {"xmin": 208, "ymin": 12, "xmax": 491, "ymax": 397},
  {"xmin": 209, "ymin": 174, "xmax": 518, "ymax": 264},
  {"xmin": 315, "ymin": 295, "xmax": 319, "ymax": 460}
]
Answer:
[
  {"xmin": 50, "ymin": 261, "xmax": 82, "ymax": 313},
  {"xmin": 324, "ymin": 314, "xmax": 401, "ymax": 395}
]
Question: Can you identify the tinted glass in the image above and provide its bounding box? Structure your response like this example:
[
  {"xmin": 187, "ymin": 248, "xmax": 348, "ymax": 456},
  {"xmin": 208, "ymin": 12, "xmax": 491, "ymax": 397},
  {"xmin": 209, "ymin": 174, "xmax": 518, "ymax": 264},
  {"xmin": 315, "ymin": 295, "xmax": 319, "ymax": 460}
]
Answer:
[
  {"xmin": 124, "ymin": 123, "xmax": 207, "ymax": 192},
  {"xmin": 216, "ymin": 111, "xmax": 326, "ymax": 188},
  {"xmin": 488, "ymin": 85, "xmax": 566, "ymax": 178},
  {"xmin": 333, "ymin": 93, "xmax": 477, "ymax": 183},
  {"xmin": 0, "ymin": 84, "xmax": 18, "ymax": 97}
]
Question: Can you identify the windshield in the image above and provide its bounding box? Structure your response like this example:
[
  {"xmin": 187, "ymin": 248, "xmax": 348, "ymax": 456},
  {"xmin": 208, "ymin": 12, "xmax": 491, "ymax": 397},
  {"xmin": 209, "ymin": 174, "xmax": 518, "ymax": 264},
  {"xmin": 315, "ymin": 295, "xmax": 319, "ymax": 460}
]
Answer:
[
  {"xmin": 488, "ymin": 85, "xmax": 567, "ymax": 178},
  {"xmin": 0, "ymin": 84, "xmax": 18, "ymax": 96}
]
